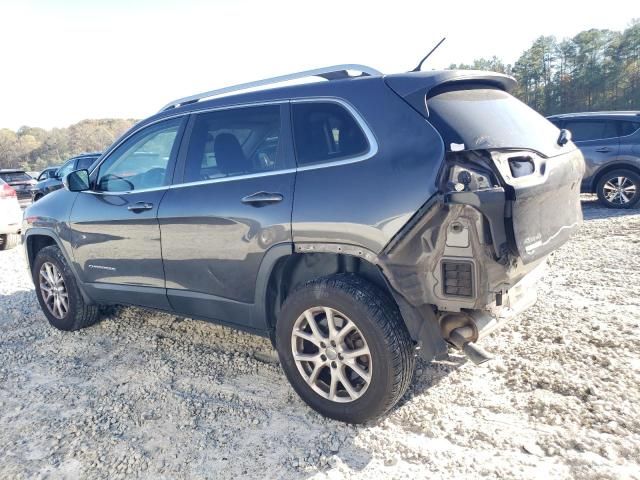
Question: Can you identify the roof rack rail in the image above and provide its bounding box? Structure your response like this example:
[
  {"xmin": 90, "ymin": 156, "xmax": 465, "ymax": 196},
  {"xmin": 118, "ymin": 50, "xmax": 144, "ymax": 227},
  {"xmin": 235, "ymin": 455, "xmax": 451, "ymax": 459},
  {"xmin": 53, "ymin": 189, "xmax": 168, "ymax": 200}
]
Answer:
[{"xmin": 159, "ymin": 64, "xmax": 383, "ymax": 112}]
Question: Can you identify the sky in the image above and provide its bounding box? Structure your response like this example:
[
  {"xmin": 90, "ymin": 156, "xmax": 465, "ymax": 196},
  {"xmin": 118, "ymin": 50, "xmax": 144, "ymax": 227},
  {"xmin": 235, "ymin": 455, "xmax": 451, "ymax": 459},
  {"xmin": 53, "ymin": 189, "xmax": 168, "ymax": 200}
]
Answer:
[{"xmin": 0, "ymin": 0, "xmax": 637, "ymax": 130}]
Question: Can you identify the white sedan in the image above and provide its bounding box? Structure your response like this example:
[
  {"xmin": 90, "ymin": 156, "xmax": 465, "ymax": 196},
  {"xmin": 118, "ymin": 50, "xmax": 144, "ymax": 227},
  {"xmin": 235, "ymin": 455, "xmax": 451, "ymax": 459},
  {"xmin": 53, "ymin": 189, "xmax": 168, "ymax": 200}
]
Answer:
[{"xmin": 0, "ymin": 178, "xmax": 22, "ymax": 250}]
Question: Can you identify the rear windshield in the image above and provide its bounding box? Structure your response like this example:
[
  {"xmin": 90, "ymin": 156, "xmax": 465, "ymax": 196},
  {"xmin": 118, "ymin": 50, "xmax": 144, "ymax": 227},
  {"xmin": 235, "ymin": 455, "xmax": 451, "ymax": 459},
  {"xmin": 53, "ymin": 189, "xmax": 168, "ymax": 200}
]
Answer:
[
  {"xmin": 427, "ymin": 87, "xmax": 564, "ymax": 157},
  {"xmin": 0, "ymin": 172, "xmax": 31, "ymax": 182}
]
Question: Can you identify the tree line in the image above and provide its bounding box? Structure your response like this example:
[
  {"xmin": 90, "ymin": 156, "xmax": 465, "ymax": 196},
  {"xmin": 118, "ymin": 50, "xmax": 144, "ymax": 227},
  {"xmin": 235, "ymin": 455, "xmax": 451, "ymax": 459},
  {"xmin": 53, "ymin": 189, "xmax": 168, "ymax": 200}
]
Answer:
[
  {"xmin": 1, "ymin": 22, "xmax": 638, "ymax": 172},
  {"xmin": 0, "ymin": 119, "xmax": 137, "ymax": 172},
  {"xmin": 450, "ymin": 20, "xmax": 640, "ymax": 115}
]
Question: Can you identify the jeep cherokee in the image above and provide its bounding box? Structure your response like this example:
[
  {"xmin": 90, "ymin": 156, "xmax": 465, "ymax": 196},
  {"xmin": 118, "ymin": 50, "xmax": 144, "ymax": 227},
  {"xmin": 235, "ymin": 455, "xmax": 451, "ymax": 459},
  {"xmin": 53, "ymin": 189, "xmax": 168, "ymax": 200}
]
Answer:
[{"xmin": 23, "ymin": 65, "xmax": 584, "ymax": 423}]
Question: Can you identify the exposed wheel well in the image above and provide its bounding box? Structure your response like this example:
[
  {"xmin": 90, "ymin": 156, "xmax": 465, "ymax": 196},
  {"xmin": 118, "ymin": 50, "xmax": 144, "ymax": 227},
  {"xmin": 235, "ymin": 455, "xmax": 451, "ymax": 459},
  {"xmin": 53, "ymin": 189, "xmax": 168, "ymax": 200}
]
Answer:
[
  {"xmin": 26, "ymin": 235, "xmax": 56, "ymax": 270},
  {"xmin": 264, "ymin": 253, "xmax": 394, "ymax": 332},
  {"xmin": 592, "ymin": 163, "xmax": 640, "ymax": 193}
]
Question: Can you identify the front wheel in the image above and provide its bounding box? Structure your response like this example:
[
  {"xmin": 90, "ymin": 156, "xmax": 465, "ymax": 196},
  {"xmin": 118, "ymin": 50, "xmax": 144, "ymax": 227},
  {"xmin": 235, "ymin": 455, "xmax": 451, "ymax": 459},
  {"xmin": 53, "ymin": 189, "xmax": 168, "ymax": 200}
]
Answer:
[
  {"xmin": 33, "ymin": 245, "xmax": 101, "ymax": 331},
  {"xmin": 596, "ymin": 169, "xmax": 640, "ymax": 209},
  {"xmin": 276, "ymin": 274, "xmax": 415, "ymax": 423}
]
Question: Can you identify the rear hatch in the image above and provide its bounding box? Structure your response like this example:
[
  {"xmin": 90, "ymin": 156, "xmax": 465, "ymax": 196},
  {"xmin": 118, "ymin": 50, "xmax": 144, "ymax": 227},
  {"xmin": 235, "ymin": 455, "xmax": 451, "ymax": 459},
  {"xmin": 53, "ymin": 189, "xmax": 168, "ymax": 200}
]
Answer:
[{"xmin": 386, "ymin": 75, "xmax": 584, "ymax": 264}]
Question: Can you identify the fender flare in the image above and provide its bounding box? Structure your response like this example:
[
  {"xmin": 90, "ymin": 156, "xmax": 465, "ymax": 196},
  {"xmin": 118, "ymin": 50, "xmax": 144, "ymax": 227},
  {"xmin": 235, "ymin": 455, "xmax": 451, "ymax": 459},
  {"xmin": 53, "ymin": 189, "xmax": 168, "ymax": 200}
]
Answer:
[{"xmin": 23, "ymin": 228, "xmax": 95, "ymax": 305}]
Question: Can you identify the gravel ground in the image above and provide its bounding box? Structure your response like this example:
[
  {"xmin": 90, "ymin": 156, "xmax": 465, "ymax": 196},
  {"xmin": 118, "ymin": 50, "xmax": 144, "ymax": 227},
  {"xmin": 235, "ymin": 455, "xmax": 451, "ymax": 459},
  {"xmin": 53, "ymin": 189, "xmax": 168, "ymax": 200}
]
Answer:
[{"xmin": 1, "ymin": 196, "xmax": 639, "ymax": 479}]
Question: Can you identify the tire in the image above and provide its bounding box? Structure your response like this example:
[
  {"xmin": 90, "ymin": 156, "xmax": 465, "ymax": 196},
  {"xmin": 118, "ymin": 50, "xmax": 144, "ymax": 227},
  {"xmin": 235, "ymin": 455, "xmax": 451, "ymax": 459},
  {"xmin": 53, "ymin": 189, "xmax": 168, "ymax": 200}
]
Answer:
[
  {"xmin": 0, "ymin": 233, "xmax": 20, "ymax": 251},
  {"xmin": 32, "ymin": 245, "xmax": 100, "ymax": 331},
  {"xmin": 276, "ymin": 274, "xmax": 415, "ymax": 423},
  {"xmin": 596, "ymin": 169, "xmax": 640, "ymax": 209}
]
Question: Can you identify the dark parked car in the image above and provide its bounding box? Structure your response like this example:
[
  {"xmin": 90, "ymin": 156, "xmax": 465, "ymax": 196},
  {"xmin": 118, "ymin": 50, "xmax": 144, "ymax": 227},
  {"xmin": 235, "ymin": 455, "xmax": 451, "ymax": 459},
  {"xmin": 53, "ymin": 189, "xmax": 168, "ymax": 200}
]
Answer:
[
  {"xmin": 0, "ymin": 169, "xmax": 36, "ymax": 207},
  {"xmin": 36, "ymin": 166, "xmax": 61, "ymax": 181},
  {"xmin": 31, "ymin": 153, "xmax": 101, "ymax": 202},
  {"xmin": 548, "ymin": 111, "xmax": 640, "ymax": 208},
  {"xmin": 23, "ymin": 65, "xmax": 584, "ymax": 423}
]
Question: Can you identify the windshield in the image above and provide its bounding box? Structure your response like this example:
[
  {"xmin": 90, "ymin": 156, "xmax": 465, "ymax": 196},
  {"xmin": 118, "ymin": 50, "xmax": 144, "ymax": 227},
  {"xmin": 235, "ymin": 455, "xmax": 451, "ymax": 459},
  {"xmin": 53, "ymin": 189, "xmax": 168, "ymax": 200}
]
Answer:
[
  {"xmin": 0, "ymin": 171, "xmax": 32, "ymax": 182},
  {"xmin": 427, "ymin": 87, "xmax": 565, "ymax": 158}
]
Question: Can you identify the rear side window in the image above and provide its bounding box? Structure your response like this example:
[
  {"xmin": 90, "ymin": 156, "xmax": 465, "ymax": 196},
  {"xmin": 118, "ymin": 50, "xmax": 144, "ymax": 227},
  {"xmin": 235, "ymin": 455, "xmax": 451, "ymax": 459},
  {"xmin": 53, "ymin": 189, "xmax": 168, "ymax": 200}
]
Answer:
[
  {"xmin": 563, "ymin": 120, "xmax": 618, "ymax": 142},
  {"xmin": 76, "ymin": 156, "xmax": 98, "ymax": 170},
  {"xmin": 184, "ymin": 104, "xmax": 282, "ymax": 183},
  {"xmin": 0, "ymin": 172, "xmax": 31, "ymax": 182},
  {"xmin": 292, "ymin": 102, "xmax": 369, "ymax": 166},
  {"xmin": 427, "ymin": 87, "xmax": 563, "ymax": 157},
  {"xmin": 618, "ymin": 121, "xmax": 640, "ymax": 137}
]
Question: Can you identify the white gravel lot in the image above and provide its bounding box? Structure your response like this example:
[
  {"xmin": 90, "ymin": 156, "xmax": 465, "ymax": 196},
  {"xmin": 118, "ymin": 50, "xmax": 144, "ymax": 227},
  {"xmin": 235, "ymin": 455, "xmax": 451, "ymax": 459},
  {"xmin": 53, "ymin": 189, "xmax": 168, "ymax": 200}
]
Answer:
[{"xmin": 1, "ymin": 196, "xmax": 639, "ymax": 480}]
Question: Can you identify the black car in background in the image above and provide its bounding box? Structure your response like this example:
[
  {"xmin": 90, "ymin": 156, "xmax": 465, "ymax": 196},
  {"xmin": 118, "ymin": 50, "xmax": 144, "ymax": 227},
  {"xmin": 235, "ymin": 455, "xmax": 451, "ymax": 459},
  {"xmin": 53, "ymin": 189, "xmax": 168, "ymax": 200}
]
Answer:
[
  {"xmin": 548, "ymin": 112, "xmax": 640, "ymax": 208},
  {"xmin": 36, "ymin": 166, "xmax": 62, "ymax": 181},
  {"xmin": 31, "ymin": 153, "xmax": 101, "ymax": 201},
  {"xmin": 0, "ymin": 169, "xmax": 36, "ymax": 207}
]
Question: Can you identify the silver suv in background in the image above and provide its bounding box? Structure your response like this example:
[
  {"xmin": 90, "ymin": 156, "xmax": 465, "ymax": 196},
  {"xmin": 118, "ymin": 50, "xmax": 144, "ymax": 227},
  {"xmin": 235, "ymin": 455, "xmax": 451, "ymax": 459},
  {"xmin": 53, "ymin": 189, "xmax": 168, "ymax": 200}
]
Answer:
[{"xmin": 548, "ymin": 112, "xmax": 640, "ymax": 208}]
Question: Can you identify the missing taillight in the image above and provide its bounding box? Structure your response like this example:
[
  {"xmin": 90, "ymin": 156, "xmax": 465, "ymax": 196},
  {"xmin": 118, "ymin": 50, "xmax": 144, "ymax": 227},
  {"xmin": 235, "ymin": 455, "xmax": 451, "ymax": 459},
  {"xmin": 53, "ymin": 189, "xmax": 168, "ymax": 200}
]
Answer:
[{"xmin": 508, "ymin": 156, "xmax": 535, "ymax": 178}]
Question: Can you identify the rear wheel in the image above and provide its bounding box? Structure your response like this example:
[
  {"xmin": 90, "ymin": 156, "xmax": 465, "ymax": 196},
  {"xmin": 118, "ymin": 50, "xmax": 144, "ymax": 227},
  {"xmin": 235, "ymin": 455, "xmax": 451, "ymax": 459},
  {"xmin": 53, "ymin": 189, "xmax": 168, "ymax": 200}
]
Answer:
[
  {"xmin": 596, "ymin": 169, "xmax": 640, "ymax": 208},
  {"xmin": 276, "ymin": 274, "xmax": 415, "ymax": 423},
  {"xmin": 33, "ymin": 245, "xmax": 100, "ymax": 331},
  {"xmin": 0, "ymin": 233, "xmax": 19, "ymax": 251}
]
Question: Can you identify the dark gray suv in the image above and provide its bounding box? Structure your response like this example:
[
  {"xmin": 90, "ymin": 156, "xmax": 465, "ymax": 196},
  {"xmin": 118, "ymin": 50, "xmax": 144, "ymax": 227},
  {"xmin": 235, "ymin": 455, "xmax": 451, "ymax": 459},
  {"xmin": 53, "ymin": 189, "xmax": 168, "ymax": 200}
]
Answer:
[
  {"xmin": 548, "ymin": 112, "xmax": 640, "ymax": 208},
  {"xmin": 23, "ymin": 65, "xmax": 584, "ymax": 423}
]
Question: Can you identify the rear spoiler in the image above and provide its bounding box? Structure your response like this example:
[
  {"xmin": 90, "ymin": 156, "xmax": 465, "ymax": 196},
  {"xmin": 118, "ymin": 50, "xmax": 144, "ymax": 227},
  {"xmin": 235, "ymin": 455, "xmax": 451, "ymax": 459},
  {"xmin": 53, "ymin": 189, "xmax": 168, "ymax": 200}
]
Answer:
[{"xmin": 384, "ymin": 70, "xmax": 517, "ymax": 118}]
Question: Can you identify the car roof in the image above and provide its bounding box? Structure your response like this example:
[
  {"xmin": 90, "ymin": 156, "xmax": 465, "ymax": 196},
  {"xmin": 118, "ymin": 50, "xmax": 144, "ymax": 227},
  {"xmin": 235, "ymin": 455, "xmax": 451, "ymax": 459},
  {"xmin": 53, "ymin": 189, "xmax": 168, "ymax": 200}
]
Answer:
[
  {"xmin": 548, "ymin": 111, "xmax": 640, "ymax": 121},
  {"xmin": 71, "ymin": 152, "xmax": 102, "ymax": 159},
  {"xmin": 142, "ymin": 69, "xmax": 516, "ymax": 128},
  {"xmin": 0, "ymin": 169, "xmax": 27, "ymax": 173}
]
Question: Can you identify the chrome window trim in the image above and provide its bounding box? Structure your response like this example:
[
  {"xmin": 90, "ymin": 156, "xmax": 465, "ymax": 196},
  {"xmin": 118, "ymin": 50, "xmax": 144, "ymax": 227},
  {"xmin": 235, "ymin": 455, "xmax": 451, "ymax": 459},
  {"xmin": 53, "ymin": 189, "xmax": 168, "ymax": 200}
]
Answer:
[
  {"xmin": 291, "ymin": 97, "xmax": 379, "ymax": 172},
  {"xmin": 86, "ymin": 98, "xmax": 377, "ymax": 196},
  {"xmin": 88, "ymin": 100, "xmax": 288, "ymax": 177},
  {"xmin": 83, "ymin": 168, "xmax": 298, "ymax": 196}
]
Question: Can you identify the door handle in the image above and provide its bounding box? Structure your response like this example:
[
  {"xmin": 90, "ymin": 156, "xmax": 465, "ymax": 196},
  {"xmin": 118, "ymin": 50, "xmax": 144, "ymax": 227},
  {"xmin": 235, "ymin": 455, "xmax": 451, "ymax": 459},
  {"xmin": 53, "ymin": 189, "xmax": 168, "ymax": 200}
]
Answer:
[
  {"xmin": 241, "ymin": 191, "xmax": 284, "ymax": 206},
  {"xmin": 127, "ymin": 202, "xmax": 154, "ymax": 212},
  {"xmin": 595, "ymin": 147, "xmax": 611, "ymax": 153}
]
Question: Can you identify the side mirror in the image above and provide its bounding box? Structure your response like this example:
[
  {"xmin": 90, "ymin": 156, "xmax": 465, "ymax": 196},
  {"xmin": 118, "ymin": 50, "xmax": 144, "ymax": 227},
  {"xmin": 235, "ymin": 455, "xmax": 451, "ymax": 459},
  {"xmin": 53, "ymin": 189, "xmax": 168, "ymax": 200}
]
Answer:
[
  {"xmin": 557, "ymin": 128, "xmax": 572, "ymax": 146},
  {"xmin": 63, "ymin": 169, "xmax": 91, "ymax": 192}
]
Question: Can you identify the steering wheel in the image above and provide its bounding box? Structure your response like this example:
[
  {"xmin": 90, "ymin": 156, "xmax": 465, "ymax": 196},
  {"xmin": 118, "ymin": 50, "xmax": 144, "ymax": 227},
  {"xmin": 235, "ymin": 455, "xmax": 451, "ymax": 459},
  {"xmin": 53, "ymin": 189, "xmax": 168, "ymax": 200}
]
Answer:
[{"xmin": 100, "ymin": 173, "xmax": 135, "ymax": 191}]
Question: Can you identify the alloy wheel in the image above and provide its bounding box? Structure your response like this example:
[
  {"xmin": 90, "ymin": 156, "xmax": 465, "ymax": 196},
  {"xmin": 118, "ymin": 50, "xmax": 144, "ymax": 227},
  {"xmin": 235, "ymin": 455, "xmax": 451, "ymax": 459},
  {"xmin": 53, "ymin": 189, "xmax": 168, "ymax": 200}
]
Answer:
[
  {"xmin": 602, "ymin": 175, "xmax": 637, "ymax": 205},
  {"xmin": 39, "ymin": 262, "xmax": 69, "ymax": 319},
  {"xmin": 291, "ymin": 306, "xmax": 372, "ymax": 403}
]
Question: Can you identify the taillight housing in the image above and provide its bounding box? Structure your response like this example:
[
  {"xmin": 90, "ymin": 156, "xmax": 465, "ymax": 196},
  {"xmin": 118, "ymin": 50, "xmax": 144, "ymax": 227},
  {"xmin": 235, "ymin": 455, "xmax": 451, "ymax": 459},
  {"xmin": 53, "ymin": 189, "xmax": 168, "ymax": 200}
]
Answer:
[
  {"xmin": 446, "ymin": 164, "xmax": 495, "ymax": 192},
  {"xmin": 0, "ymin": 183, "xmax": 17, "ymax": 198}
]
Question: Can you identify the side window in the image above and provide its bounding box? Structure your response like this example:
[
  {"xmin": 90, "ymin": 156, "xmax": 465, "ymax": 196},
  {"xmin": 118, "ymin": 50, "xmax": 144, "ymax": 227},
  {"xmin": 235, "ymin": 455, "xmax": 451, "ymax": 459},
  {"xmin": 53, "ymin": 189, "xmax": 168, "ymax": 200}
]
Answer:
[
  {"xmin": 618, "ymin": 121, "xmax": 640, "ymax": 137},
  {"xmin": 183, "ymin": 105, "xmax": 281, "ymax": 183},
  {"xmin": 96, "ymin": 118, "xmax": 182, "ymax": 192},
  {"xmin": 292, "ymin": 102, "xmax": 369, "ymax": 166},
  {"xmin": 76, "ymin": 156, "xmax": 97, "ymax": 170},
  {"xmin": 564, "ymin": 120, "xmax": 618, "ymax": 142},
  {"xmin": 56, "ymin": 160, "xmax": 76, "ymax": 179}
]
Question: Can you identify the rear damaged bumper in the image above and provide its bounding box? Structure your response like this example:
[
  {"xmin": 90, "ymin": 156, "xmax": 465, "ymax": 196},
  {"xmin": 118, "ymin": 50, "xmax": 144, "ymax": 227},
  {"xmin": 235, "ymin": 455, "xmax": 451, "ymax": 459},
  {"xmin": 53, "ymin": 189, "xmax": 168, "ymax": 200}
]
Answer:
[{"xmin": 380, "ymin": 148, "xmax": 582, "ymax": 362}]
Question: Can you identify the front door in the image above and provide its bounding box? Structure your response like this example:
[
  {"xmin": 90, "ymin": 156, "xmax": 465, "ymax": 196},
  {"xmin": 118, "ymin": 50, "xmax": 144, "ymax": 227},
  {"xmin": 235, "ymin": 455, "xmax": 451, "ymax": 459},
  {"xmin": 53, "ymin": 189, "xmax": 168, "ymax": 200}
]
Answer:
[
  {"xmin": 69, "ymin": 117, "xmax": 186, "ymax": 309},
  {"xmin": 158, "ymin": 103, "xmax": 294, "ymax": 329},
  {"xmin": 563, "ymin": 118, "xmax": 620, "ymax": 189}
]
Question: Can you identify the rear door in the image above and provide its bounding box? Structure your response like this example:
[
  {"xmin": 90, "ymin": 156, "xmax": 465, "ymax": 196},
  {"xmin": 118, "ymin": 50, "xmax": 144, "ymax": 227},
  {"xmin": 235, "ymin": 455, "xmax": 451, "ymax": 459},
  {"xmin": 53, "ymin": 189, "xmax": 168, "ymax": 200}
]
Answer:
[
  {"xmin": 68, "ymin": 117, "xmax": 186, "ymax": 309},
  {"xmin": 158, "ymin": 103, "xmax": 295, "ymax": 329},
  {"xmin": 562, "ymin": 119, "xmax": 620, "ymax": 188}
]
